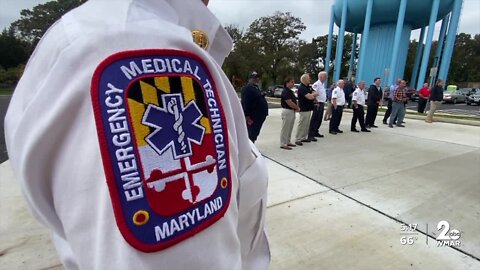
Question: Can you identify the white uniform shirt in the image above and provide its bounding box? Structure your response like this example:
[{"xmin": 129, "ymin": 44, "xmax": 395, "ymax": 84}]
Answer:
[
  {"xmin": 352, "ymin": 87, "xmax": 366, "ymax": 106},
  {"xmin": 332, "ymin": 87, "xmax": 346, "ymax": 106},
  {"xmin": 4, "ymin": 0, "xmax": 269, "ymax": 269},
  {"xmin": 311, "ymin": 80, "xmax": 327, "ymax": 103}
]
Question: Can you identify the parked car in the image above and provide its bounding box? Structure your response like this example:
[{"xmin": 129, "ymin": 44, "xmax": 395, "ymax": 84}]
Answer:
[
  {"xmin": 446, "ymin": 85, "xmax": 458, "ymax": 91},
  {"xmin": 272, "ymin": 85, "xmax": 284, "ymax": 98},
  {"xmin": 458, "ymin": 88, "xmax": 475, "ymax": 96},
  {"xmin": 410, "ymin": 91, "xmax": 419, "ymax": 101},
  {"xmin": 265, "ymin": 85, "xmax": 276, "ymax": 97},
  {"xmin": 292, "ymin": 83, "xmax": 300, "ymax": 97},
  {"xmin": 466, "ymin": 89, "xmax": 480, "ymax": 105},
  {"xmin": 443, "ymin": 90, "xmax": 466, "ymax": 104}
]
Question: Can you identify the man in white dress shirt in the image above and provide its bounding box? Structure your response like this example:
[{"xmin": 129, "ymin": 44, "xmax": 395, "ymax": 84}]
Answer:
[
  {"xmin": 351, "ymin": 81, "xmax": 371, "ymax": 133},
  {"xmin": 329, "ymin": 80, "xmax": 346, "ymax": 135},
  {"xmin": 308, "ymin": 71, "xmax": 328, "ymax": 140},
  {"xmin": 4, "ymin": 0, "xmax": 270, "ymax": 269}
]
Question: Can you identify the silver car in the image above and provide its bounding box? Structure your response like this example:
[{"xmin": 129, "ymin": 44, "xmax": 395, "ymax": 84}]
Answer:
[
  {"xmin": 443, "ymin": 90, "xmax": 466, "ymax": 104},
  {"xmin": 466, "ymin": 89, "xmax": 480, "ymax": 106}
]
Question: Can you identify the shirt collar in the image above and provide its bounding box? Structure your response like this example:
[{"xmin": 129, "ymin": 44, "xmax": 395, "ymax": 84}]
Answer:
[{"xmin": 131, "ymin": 0, "xmax": 233, "ymax": 64}]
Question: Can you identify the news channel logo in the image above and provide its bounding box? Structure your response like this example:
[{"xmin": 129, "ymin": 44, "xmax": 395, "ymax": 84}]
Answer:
[{"xmin": 399, "ymin": 220, "xmax": 462, "ymax": 247}]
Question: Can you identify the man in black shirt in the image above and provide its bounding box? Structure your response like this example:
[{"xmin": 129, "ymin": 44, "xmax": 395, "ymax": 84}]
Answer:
[
  {"xmin": 343, "ymin": 77, "xmax": 355, "ymax": 108},
  {"xmin": 426, "ymin": 79, "xmax": 445, "ymax": 123},
  {"xmin": 280, "ymin": 77, "xmax": 300, "ymax": 149},
  {"xmin": 295, "ymin": 74, "xmax": 318, "ymax": 145},
  {"xmin": 365, "ymin": 77, "xmax": 383, "ymax": 128},
  {"xmin": 241, "ymin": 71, "xmax": 269, "ymax": 143}
]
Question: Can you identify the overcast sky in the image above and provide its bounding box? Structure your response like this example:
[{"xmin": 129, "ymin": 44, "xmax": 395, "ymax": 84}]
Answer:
[{"xmin": 1, "ymin": 0, "xmax": 479, "ymax": 41}]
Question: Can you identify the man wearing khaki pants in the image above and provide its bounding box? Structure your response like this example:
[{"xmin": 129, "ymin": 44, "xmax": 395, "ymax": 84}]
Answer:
[
  {"xmin": 295, "ymin": 74, "xmax": 318, "ymax": 145},
  {"xmin": 426, "ymin": 79, "xmax": 445, "ymax": 123},
  {"xmin": 280, "ymin": 77, "xmax": 300, "ymax": 150}
]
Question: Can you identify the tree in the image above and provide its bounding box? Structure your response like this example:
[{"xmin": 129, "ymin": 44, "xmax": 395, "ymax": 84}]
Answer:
[
  {"xmin": 222, "ymin": 25, "xmax": 254, "ymax": 89},
  {"xmin": 0, "ymin": 28, "xmax": 29, "ymax": 69},
  {"xmin": 449, "ymin": 33, "xmax": 480, "ymax": 82},
  {"xmin": 297, "ymin": 41, "xmax": 320, "ymax": 75},
  {"xmin": 10, "ymin": 0, "xmax": 87, "ymax": 47},
  {"xmin": 244, "ymin": 12, "xmax": 306, "ymax": 84},
  {"xmin": 308, "ymin": 33, "xmax": 356, "ymax": 84}
]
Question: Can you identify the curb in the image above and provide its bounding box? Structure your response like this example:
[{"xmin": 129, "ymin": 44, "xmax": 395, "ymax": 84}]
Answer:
[{"xmin": 265, "ymin": 97, "xmax": 480, "ymax": 127}]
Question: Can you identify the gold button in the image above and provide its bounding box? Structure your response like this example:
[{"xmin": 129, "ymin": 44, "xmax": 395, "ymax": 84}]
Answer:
[{"xmin": 192, "ymin": 30, "xmax": 209, "ymax": 50}]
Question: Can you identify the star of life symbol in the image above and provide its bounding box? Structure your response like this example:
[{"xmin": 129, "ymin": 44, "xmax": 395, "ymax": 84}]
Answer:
[{"xmin": 142, "ymin": 94, "xmax": 216, "ymax": 204}]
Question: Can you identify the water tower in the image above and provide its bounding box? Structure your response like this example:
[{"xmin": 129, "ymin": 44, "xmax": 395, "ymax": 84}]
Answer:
[{"xmin": 325, "ymin": 0, "xmax": 463, "ymax": 89}]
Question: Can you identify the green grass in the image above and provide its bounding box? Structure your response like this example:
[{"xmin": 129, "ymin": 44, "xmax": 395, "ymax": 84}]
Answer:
[{"xmin": 0, "ymin": 86, "xmax": 14, "ymax": 95}]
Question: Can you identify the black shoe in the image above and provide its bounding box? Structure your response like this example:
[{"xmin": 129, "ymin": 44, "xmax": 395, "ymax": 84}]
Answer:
[
  {"xmin": 396, "ymin": 124, "xmax": 405, "ymax": 127},
  {"xmin": 370, "ymin": 125, "xmax": 378, "ymax": 128},
  {"xmin": 301, "ymin": 139, "xmax": 311, "ymax": 143},
  {"xmin": 329, "ymin": 131, "xmax": 337, "ymax": 135},
  {"xmin": 295, "ymin": 141, "xmax": 303, "ymax": 146},
  {"xmin": 388, "ymin": 125, "xmax": 394, "ymax": 128},
  {"xmin": 382, "ymin": 121, "xmax": 387, "ymax": 125},
  {"xmin": 308, "ymin": 137, "xmax": 318, "ymax": 142},
  {"xmin": 361, "ymin": 129, "xmax": 371, "ymax": 132},
  {"xmin": 314, "ymin": 134, "xmax": 324, "ymax": 138},
  {"xmin": 365, "ymin": 125, "xmax": 371, "ymax": 129},
  {"xmin": 336, "ymin": 130, "xmax": 343, "ymax": 133},
  {"xmin": 351, "ymin": 129, "xmax": 359, "ymax": 132}
]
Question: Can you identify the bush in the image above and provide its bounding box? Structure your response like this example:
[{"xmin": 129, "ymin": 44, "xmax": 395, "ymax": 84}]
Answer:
[{"xmin": 0, "ymin": 64, "xmax": 23, "ymax": 87}]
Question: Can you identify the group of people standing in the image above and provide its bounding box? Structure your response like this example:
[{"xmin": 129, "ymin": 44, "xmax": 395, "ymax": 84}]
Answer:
[
  {"xmin": 240, "ymin": 71, "xmax": 447, "ymax": 149},
  {"xmin": 416, "ymin": 80, "xmax": 445, "ymax": 123},
  {"xmin": 278, "ymin": 72, "xmax": 373, "ymax": 150},
  {"xmin": 381, "ymin": 78, "xmax": 445, "ymax": 126}
]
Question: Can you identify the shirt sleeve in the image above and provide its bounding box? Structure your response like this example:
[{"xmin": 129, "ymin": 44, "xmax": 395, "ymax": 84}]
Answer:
[
  {"xmin": 352, "ymin": 90, "xmax": 358, "ymax": 101},
  {"xmin": 332, "ymin": 89, "xmax": 338, "ymax": 99},
  {"xmin": 5, "ymin": 11, "xmax": 269, "ymax": 269}
]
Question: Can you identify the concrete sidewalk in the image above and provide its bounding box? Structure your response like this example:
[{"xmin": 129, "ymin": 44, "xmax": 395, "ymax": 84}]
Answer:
[{"xmin": 1, "ymin": 108, "xmax": 479, "ymax": 269}]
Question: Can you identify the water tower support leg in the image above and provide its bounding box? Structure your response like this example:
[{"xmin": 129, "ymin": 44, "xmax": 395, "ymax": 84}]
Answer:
[
  {"xmin": 438, "ymin": 0, "xmax": 463, "ymax": 84},
  {"xmin": 333, "ymin": 0, "xmax": 348, "ymax": 82},
  {"xmin": 416, "ymin": 0, "xmax": 441, "ymax": 90},
  {"xmin": 410, "ymin": 27, "xmax": 426, "ymax": 88},
  {"xmin": 357, "ymin": 0, "xmax": 373, "ymax": 83}
]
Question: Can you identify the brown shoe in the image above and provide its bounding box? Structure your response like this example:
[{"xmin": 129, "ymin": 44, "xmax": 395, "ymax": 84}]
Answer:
[
  {"xmin": 280, "ymin": 145, "xmax": 293, "ymax": 150},
  {"xmin": 287, "ymin": 143, "xmax": 297, "ymax": 147}
]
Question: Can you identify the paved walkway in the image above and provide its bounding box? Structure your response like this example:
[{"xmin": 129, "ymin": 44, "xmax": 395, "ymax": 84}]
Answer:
[{"xmin": 1, "ymin": 108, "xmax": 479, "ymax": 269}]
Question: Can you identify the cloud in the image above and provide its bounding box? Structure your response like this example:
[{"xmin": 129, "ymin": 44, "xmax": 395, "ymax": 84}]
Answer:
[
  {"xmin": 1, "ymin": 0, "xmax": 478, "ymax": 41},
  {"xmin": 209, "ymin": 0, "xmax": 333, "ymax": 40},
  {"xmin": 0, "ymin": 0, "xmax": 50, "ymax": 30},
  {"xmin": 209, "ymin": 0, "xmax": 480, "ymax": 41}
]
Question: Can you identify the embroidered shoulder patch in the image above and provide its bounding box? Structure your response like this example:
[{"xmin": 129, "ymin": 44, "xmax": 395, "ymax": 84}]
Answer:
[{"xmin": 91, "ymin": 49, "xmax": 231, "ymax": 252}]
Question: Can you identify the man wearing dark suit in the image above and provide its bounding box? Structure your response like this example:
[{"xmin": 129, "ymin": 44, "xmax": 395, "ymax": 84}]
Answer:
[
  {"xmin": 241, "ymin": 71, "xmax": 269, "ymax": 143},
  {"xmin": 365, "ymin": 77, "xmax": 383, "ymax": 128}
]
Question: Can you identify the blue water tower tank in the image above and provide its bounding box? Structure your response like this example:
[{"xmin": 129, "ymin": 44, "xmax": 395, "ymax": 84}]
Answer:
[{"xmin": 333, "ymin": 0, "xmax": 455, "ymax": 85}]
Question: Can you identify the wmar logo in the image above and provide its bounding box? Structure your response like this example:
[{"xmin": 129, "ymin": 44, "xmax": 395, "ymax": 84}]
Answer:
[{"xmin": 91, "ymin": 50, "xmax": 231, "ymax": 252}]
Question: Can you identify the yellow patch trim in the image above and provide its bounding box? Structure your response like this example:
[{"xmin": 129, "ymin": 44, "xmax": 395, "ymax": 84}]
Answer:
[
  {"xmin": 127, "ymin": 99, "xmax": 149, "ymax": 147},
  {"xmin": 155, "ymin": 77, "xmax": 170, "ymax": 93},
  {"xmin": 140, "ymin": 81, "xmax": 159, "ymax": 106},
  {"xmin": 181, "ymin": 77, "xmax": 195, "ymax": 104}
]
